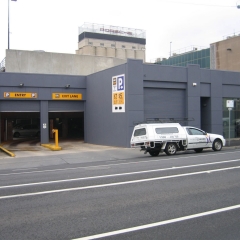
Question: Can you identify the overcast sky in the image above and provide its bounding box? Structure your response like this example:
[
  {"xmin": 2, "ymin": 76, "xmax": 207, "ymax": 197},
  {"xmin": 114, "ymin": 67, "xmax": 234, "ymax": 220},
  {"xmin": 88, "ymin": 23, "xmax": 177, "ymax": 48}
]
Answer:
[{"xmin": 0, "ymin": 0, "xmax": 239, "ymax": 63}]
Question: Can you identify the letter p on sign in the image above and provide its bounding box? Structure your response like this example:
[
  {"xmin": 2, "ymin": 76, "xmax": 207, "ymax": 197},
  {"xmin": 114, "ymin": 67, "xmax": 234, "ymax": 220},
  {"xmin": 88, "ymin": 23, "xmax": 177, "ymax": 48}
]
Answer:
[{"xmin": 117, "ymin": 76, "xmax": 124, "ymax": 91}]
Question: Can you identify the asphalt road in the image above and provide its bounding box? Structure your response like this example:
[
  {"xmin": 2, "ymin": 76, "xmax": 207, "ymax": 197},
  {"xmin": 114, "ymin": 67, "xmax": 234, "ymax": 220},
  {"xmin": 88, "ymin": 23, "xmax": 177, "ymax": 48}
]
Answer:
[{"xmin": 1, "ymin": 149, "xmax": 240, "ymax": 240}]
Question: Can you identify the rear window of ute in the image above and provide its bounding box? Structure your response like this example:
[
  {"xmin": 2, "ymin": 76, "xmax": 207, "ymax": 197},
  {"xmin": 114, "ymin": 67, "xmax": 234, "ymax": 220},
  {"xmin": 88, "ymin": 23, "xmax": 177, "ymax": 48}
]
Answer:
[{"xmin": 155, "ymin": 127, "xmax": 179, "ymax": 134}]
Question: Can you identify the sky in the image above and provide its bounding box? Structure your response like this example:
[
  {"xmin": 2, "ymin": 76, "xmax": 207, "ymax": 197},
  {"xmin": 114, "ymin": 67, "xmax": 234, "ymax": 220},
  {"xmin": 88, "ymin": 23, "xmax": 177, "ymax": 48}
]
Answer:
[{"xmin": 0, "ymin": 0, "xmax": 239, "ymax": 63}]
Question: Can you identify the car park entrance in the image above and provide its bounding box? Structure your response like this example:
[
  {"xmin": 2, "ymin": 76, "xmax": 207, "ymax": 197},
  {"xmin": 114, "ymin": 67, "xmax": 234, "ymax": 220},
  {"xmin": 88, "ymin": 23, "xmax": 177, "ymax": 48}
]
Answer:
[{"xmin": 0, "ymin": 111, "xmax": 84, "ymax": 144}]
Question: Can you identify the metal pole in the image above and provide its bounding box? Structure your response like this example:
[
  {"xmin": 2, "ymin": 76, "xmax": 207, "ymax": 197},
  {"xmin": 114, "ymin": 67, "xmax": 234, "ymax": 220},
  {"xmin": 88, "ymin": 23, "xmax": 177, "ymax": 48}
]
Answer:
[
  {"xmin": 5, "ymin": 118, "xmax": 7, "ymax": 141},
  {"xmin": 229, "ymin": 109, "xmax": 231, "ymax": 146},
  {"xmin": 170, "ymin": 42, "xmax": 172, "ymax": 57},
  {"xmin": 0, "ymin": 113, "xmax": 1, "ymax": 144},
  {"xmin": 8, "ymin": 0, "xmax": 10, "ymax": 49}
]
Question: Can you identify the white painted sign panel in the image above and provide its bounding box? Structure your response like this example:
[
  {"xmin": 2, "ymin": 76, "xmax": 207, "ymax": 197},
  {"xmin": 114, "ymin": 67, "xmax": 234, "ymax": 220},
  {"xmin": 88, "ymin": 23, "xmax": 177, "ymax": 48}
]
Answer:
[{"xmin": 112, "ymin": 74, "xmax": 125, "ymax": 112}]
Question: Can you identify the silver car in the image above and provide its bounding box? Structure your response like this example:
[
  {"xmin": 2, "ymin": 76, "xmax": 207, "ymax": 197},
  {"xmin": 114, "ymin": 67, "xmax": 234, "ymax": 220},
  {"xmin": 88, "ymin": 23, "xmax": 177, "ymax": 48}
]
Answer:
[{"xmin": 13, "ymin": 124, "xmax": 40, "ymax": 138}]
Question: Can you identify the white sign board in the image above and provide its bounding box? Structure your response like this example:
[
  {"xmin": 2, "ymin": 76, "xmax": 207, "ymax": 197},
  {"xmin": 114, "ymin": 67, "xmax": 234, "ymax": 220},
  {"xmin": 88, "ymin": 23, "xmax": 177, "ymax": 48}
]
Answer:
[
  {"xmin": 226, "ymin": 100, "xmax": 234, "ymax": 108},
  {"xmin": 112, "ymin": 74, "xmax": 125, "ymax": 112}
]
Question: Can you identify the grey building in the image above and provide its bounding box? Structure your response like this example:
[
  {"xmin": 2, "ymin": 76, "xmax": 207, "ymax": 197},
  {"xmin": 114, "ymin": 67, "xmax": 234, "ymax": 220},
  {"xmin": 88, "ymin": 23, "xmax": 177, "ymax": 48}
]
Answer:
[{"xmin": 1, "ymin": 59, "xmax": 240, "ymax": 147}]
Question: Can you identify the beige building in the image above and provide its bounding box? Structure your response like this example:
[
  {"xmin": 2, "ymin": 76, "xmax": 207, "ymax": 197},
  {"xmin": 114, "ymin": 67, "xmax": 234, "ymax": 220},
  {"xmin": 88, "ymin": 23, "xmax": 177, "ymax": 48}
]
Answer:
[
  {"xmin": 0, "ymin": 23, "xmax": 146, "ymax": 75},
  {"xmin": 76, "ymin": 23, "xmax": 146, "ymax": 62},
  {"xmin": 3, "ymin": 49, "xmax": 126, "ymax": 75},
  {"xmin": 210, "ymin": 34, "xmax": 240, "ymax": 71}
]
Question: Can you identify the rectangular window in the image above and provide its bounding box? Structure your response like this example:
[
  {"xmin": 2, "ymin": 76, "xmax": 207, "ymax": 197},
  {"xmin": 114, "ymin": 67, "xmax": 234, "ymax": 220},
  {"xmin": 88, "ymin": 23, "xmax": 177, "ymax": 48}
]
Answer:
[
  {"xmin": 122, "ymin": 45, "xmax": 126, "ymax": 48},
  {"xmin": 132, "ymin": 46, "xmax": 136, "ymax": 49},
  {"xmin": 100, "ymin": 43, "xmax": 104, "ymax": 46},
  {"xmin": 134, "ymin": 128, "xmax": 146, "ymax": 136},
  {"xmin": 155, "ymin": 127, "xmax": 179, "ymax": 134},
  {"xmin": 89, "ymin": 42, "xmax": 93, "ymax": 45},
  {"xmin": 111, "ymin": 44, "xmax": 115, "ymax": 47}
]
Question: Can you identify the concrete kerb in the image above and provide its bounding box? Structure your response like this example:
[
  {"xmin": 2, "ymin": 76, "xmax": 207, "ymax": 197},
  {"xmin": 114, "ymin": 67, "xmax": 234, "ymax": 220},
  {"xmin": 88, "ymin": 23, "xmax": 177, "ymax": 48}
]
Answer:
[{"xmin": 41, "ymin": 144, "xmax": 62, "ymax": 151}]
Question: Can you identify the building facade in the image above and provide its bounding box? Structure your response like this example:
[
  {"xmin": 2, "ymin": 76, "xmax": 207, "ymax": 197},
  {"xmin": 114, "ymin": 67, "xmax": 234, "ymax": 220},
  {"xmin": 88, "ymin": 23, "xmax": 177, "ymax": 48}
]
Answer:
[
  {"xmin": 156, "ymin": 33, "xmax": 240, "ymax": 72},
  {"xmin": 156, "ymin": 47, "xmax": 210, "ymax": 69},
  {"xmin": 76, "ymin": 23, "xmax": 146, "ymax": 62},
  {"xmin": 1, "ymin": 59, "xmax": 240, "ymax": 147},
  {"xmin": 210, "ymin": 34, "xmax": 240, "ymax": 72}
]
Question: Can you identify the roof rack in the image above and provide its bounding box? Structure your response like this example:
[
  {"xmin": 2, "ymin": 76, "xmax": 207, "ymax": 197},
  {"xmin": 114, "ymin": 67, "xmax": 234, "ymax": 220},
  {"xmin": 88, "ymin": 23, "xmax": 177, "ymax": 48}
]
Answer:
[{"xmin": 133, "ymin": 117, "xmax": 194, "ymax": 125}]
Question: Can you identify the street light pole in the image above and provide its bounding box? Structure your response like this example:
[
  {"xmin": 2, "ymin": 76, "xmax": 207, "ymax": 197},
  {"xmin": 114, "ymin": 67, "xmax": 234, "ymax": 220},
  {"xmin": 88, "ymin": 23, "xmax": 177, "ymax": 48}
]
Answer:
[
  {"xmin": 8, "ymin": 0, "xmax": 10, "ymax": 49},
  {"xmin": 8, "ymin": 0, "xmax": 17, "ymax": 50},
  {"xmin": 170, "ymin": 42, "xmax": 172, "ymax": 57}
]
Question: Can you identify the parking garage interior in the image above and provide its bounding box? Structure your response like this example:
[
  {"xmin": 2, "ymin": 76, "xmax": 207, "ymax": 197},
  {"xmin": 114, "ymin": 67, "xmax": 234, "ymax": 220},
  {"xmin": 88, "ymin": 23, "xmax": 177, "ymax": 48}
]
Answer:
[{"xmin": 0, "ymin": 112, "xmax": 84, "ymax": 143}]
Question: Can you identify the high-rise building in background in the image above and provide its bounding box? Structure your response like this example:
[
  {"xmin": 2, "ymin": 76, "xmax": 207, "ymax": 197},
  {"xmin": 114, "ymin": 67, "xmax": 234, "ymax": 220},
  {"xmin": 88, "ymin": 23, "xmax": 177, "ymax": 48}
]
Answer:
[{"xmin": 76, "ymin": 23, "xmax": 146, "ymax": 62}]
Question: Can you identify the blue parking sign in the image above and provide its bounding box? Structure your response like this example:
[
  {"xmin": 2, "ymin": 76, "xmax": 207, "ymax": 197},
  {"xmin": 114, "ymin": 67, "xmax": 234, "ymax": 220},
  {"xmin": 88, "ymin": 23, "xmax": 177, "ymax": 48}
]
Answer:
[{"xmin": 117, "ymin": 76, "xmax": 124, "ymax": 91}]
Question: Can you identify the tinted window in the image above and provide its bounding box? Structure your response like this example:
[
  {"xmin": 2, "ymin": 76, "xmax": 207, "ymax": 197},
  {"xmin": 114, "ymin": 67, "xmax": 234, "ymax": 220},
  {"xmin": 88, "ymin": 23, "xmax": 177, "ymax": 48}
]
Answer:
[
  {"xmin": 187, "ymin": 128, "xmax": 205, "ymax": 135},
  {"xmin": 155, "ymin": 127, "xmax": 179, "ymax": 134},
  {"xmin": 134, "ymin": 128, "xmax": 146, "ymax": 136}
]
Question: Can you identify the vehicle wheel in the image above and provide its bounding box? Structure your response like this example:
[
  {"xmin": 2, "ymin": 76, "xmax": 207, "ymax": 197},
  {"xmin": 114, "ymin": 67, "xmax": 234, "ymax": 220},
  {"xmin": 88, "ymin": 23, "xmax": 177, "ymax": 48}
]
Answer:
[
  {"xmin": 212, "ymin": 139, "xmax": 222, "ymax": 151},
  {"xmin": 14, "ymin": 132, "xmax": 20, "ymax": 138},
  {"xmin": 164, "ymin": 143, "xmax": 177, "ymax": 155},
  {"xmin": 194, "ymin": 148, "xmax": 203, "ymax": 153},
  {"xmin": 149, "ymin": 150, "xmax": 160, "ymax": 157}
]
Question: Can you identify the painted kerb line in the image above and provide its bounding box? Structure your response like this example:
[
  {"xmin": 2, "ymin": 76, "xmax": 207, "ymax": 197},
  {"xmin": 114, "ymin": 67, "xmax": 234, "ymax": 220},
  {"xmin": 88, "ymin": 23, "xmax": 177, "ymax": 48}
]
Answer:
[{"xmin": 1, "ymin": 150, "xmax": 239, "ymax": 176}]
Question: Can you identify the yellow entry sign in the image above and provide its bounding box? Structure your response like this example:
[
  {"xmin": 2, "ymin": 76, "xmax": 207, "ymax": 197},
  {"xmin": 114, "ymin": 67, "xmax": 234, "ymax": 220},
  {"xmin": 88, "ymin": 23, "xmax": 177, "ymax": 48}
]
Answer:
[
  {"xmin": 113, "ymin": 92, "xmax": 124, "ymax": 105},
  {"xmin": 52, "ymin": 93, "xmax": 82, "ymax": 100},
  {"xmin": 4, "ymin": 92, "xmax": 37, "ymax": 98}
]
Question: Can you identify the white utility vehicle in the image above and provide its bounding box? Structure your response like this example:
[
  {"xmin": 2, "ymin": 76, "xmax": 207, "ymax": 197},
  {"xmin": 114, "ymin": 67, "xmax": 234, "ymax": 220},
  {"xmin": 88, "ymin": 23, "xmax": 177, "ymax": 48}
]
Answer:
[{"xmin": 130, "ymin": 123, "xmax": 226, "ymax": 156}]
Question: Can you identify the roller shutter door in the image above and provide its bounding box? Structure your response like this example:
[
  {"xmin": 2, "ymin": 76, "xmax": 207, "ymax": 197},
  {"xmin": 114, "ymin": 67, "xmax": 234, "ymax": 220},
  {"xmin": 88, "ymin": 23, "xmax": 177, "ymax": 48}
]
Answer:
[{"xmin": 144, "ymin": 88, "xmax": 186, "ymax": 119}]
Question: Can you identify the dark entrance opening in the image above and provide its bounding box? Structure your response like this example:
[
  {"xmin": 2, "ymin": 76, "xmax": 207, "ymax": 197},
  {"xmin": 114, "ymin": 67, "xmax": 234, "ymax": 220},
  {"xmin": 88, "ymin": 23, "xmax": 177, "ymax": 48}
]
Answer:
[
  {"xmin": 0, "ymin": 112, "xmax": 40, "ymax": 142},
  {"xmin": 201, "ymin": 97, "xmax": 211, "ymax": 132},
  {"xmin": 49, "ymin": 112, "xmax": 84, "ymax": 140}
]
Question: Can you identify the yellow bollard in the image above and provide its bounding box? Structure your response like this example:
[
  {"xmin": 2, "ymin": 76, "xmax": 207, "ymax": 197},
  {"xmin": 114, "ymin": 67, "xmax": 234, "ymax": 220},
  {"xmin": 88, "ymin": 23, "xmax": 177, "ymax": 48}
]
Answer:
[
  {"xmin": 41, "ymin": 129, "xmax": 61, "ymax": 150},
  {"xmin": 52, "ymin": 129, "xmax": 59, "ymax": 148}
]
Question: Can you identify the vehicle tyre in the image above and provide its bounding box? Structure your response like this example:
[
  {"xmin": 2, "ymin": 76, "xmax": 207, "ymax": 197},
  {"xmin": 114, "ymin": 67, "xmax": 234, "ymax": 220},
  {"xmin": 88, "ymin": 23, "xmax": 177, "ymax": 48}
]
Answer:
[
  {"xmin": 149, "ymin": 150, "xmax": 160, "ymax": 157},
  {"xmin": 212, "ymin": 139, "xmax": 222, "ymax": 151},
  {"xmin": 194, "ymin": 148, "xmax": 203, "ymax": 153},
  {"xmin": 164, "ymin": 143, "xmax": 177, "ymax": 155},
  {"xmin": 14, "ymin": 132, "xmax": 20, "ymax": 138}
]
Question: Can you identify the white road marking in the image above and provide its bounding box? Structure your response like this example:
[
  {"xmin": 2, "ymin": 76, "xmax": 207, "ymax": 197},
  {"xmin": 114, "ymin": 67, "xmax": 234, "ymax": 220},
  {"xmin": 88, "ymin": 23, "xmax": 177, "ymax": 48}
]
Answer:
[
  {"xmin": 72, "ymin": 204, "xmax": 240, "ymax": 240},
  {"xmin": 0, "ymin": 165, "xmax": 240, "ymax": 200},
  {"xmin": 0, "ymin": 150, "xmax": 239, "ymax": 176},
  {"xmin": 0, "ymin": 158, "xmax": 240, "ymax": 189},
  {"xmin": 12, "ymin": 168, "xmax": 38, "ymax": 171}
]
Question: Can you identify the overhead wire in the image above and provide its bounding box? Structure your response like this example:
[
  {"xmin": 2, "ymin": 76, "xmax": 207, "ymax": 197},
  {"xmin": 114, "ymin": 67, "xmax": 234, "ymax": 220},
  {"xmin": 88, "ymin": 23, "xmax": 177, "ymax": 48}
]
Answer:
[{"xmin": 158, "ymin": 0, "xmax": 236, "ymax": 8}]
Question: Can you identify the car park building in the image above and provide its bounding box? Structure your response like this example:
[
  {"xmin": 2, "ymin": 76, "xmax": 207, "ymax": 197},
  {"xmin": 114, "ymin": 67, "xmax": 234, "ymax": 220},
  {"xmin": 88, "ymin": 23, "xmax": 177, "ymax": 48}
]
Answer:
[{"xmin": 1, "ymin": 24, "xmax": 240, "ymax": 148}]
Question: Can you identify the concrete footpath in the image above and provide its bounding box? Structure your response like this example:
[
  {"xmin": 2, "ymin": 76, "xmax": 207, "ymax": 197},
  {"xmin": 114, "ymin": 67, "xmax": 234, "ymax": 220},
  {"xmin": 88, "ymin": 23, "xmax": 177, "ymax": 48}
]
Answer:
[
  {"xmin": 0, "ymin": 138, "xmax": 240, "ymax": 171},
  {"xmin": 0, "ymin": 139, "xmax": 144, "ymax": 170}
]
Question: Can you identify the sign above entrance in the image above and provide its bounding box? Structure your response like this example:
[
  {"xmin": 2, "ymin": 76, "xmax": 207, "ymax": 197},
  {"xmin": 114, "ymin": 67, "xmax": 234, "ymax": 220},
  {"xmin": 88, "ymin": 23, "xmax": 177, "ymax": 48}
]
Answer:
[
  {"xmin": 4, "ymin": 92, "xmax": 38, "ymax": 98},
  {"xmin": 52, "ymin": 93, "xmax": 82, "ymax": 100}
]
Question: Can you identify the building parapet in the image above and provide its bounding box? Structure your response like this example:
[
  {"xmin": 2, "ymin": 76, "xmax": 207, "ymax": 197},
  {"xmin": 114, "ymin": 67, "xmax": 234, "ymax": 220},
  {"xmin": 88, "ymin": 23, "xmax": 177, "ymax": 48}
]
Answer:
[{"xmin": 79, "ymin": 22, "xmax": 146, "ymax": 39}]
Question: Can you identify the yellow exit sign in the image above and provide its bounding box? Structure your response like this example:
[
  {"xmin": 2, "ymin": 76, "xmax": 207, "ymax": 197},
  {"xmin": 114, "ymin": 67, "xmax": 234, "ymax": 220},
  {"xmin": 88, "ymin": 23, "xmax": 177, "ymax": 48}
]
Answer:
[
  {"xmin": 112, "ymin": 92, "xmax": 125, "ymax": 105},
  {"xmin": 52, "ymin": 93, "xmax": 82, "ymax": 100},
  {"xmin": 4, "ymin": 92, "xmax": 37, "ymax": 98}
]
